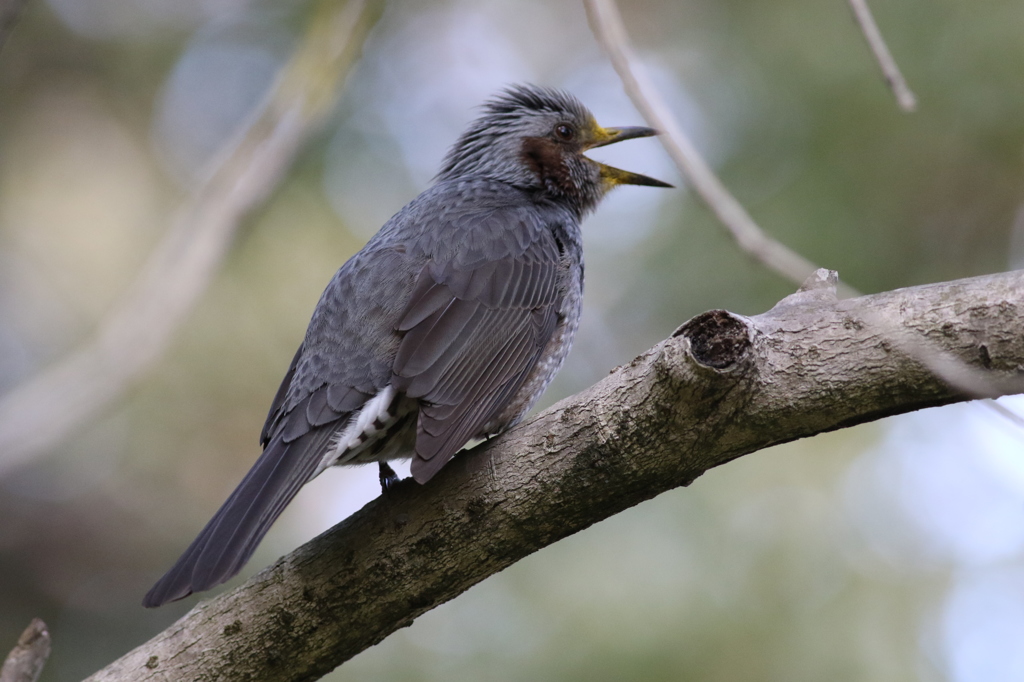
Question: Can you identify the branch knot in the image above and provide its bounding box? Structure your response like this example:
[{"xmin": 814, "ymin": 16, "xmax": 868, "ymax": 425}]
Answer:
[{"xmin": 673, "ymin": 310, "xmax": 751, "ymax": 371}]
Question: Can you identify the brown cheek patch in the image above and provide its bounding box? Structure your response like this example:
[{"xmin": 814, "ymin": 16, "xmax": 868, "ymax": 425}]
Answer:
[{"xmin": 520, "ymin": 137, "xmax": 572, "ymax": 193}]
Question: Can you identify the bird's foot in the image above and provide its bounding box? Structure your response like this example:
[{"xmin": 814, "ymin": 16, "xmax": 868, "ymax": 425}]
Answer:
[{"xmin": 378, "ymin": 462, "xmax": 400, "ymax": 494}]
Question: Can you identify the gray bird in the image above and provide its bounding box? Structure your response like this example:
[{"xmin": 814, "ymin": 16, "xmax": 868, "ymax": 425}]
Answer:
[{"xmin": 143, "ymin": 84, "xmax": 670, "ymax": 608}]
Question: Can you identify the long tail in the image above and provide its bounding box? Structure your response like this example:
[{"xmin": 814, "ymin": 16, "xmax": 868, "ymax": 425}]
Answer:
[{"xmin": 143, "ymin": 432, "xmax": 329, "ymax": 608}]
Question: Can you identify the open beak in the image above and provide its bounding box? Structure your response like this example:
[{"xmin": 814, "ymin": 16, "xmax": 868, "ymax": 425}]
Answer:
[{"xmin": 586, "ymin": 126, "xmax": 673, "ymax": 188}]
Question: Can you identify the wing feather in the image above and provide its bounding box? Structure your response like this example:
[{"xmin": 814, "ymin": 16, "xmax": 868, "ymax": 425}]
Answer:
[
  {"xmin": 411, "ymin": 348, "xmax": 533, "ymax": 483},
  {"xmin": 397, "ymin": 278, "xmax": 454, "ymax": 332},
  {"xmin": 327, "ymin": 384, "xmax": 372, "ymax": 412},
  {"xmin": 393, "ymin": 228, "xmax": 566, "ymax": 484},
  {"xmin": 305, "ymin": 385, "xmax": 343, "ymax": 427},
  {"xmin": 260, "ymin": 344, "xmax": 303, "ymax": 446}
]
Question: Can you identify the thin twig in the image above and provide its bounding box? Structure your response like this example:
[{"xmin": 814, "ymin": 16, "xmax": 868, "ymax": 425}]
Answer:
[
  {"xmin": 582, "ymin": 0, "xmax": 859, "ymax": 298},
  {"xmin": 847, "ymin": 0, "xmax": 917, "ymax": 112},
  {"xmin": 0, "ymin": 0, "xmax": 29, "ymax": 54},
  {"xmin": 853, "ymin": 283, "xmax": 1024, "ymax": 429},
  {"xmin": 910, "ymin": 342, "xmax": 1024, "ymax": 426},
  {"xmin": 984, "ymin": 399, "xmax": 1024, "ymax": 430},
  {"xmin": 0, "ymin": 0, "xmax": 383, "ymax": 477},
  {"xmin": 0, "ymin": 619, "xmax": 50, "ymax": 682}
]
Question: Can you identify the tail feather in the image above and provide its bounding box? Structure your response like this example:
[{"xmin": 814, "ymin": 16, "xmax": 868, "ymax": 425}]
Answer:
[{"xmin": 143, "ymin": 428, "xmax": 334, "ymax": 608}]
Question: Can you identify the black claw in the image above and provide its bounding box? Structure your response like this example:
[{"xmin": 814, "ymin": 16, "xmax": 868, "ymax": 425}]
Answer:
[{"xmin": 378, "ymin": 462, "xmax": 400, "ymax": 493}]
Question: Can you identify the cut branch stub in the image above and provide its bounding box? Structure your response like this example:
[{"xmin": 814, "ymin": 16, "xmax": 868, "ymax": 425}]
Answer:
[{"xmin": 673, "ymin": 309, "xmax": 752, "ymax": 371}]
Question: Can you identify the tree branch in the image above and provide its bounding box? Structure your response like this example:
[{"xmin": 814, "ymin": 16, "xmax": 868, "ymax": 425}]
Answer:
[
  {"xmin": 1, "ymin": 619, "xmax": 50, "ymax": 682},
  {"xmin": 86, "ymin": 269, "xmax": 1024, "ymax": 682}
]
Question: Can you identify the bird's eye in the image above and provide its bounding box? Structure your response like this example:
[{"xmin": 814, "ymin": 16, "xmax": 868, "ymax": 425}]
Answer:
[{"xmin": 554, "ymin": 123, "xmax": 575, "ymax": 141}]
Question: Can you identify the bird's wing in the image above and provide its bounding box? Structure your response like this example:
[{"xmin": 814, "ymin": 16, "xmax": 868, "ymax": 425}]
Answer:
[
  {"xmin": 394, "ymin": 227, "xmax": 564, "ymax": 483},
  {"xmin": 144, "ymin": 243, "xmax": 411, "ymax": 607}
]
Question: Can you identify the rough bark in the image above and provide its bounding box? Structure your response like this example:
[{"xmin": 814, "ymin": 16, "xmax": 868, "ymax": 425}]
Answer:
[{"xmin": 86, "ymin": 269, "xmax": 1024, "ymax": 682}]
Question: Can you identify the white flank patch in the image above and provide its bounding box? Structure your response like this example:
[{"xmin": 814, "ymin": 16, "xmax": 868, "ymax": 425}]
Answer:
[{"xmin": 314, "ymin": 384, "xmax": 397, "ymax": 477}]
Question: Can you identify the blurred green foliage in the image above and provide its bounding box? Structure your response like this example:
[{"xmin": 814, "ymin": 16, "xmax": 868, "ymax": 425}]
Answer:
[{"xmin": 1, "ymin": 0, "xmax": 1022, "ymax": 680}]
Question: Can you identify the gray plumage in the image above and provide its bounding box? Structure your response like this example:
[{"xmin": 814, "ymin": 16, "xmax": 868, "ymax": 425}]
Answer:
[{"xmin": 143, "ymin": 84, "xmax": 669, "ymax": 608}]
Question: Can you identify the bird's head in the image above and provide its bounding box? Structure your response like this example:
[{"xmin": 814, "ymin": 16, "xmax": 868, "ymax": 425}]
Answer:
[{"xmin": 438, "ymin": 84, "xmax": 672, "ymax": 215}]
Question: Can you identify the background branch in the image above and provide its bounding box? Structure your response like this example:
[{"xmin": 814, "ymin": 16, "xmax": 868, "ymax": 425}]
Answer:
[
  {"xmin": 85, "ymin": 269, "xmax": 1024, "ymax": 682},
  {"xmin": 583, "ymin": 0, "xmax": 1020, "ymax": 432},
  {"xmin": 583, "ymin": 0, "xmax": 860, "ymax": 297},
  {"xmin": 847, "ymin": 0, "xmax": 918, "ymax": 112},
  {"xmin": 0, "ymin": 0, "xmax": 384, "ymax": 478},
  {"xmin": 1, "ymin": 619, "xmax": 50, "ymax": 682}
]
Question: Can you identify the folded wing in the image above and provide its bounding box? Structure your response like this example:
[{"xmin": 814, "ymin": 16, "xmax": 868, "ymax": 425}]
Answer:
[{"xmin": 394, "ymin": 232, "xmax": 564, "ymax": 483}]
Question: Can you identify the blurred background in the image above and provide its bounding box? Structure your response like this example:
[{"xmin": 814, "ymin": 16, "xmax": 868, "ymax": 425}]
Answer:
[{"xmin": 1, "ymin": 0, "xmax": 1024, "ymax": 679}]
